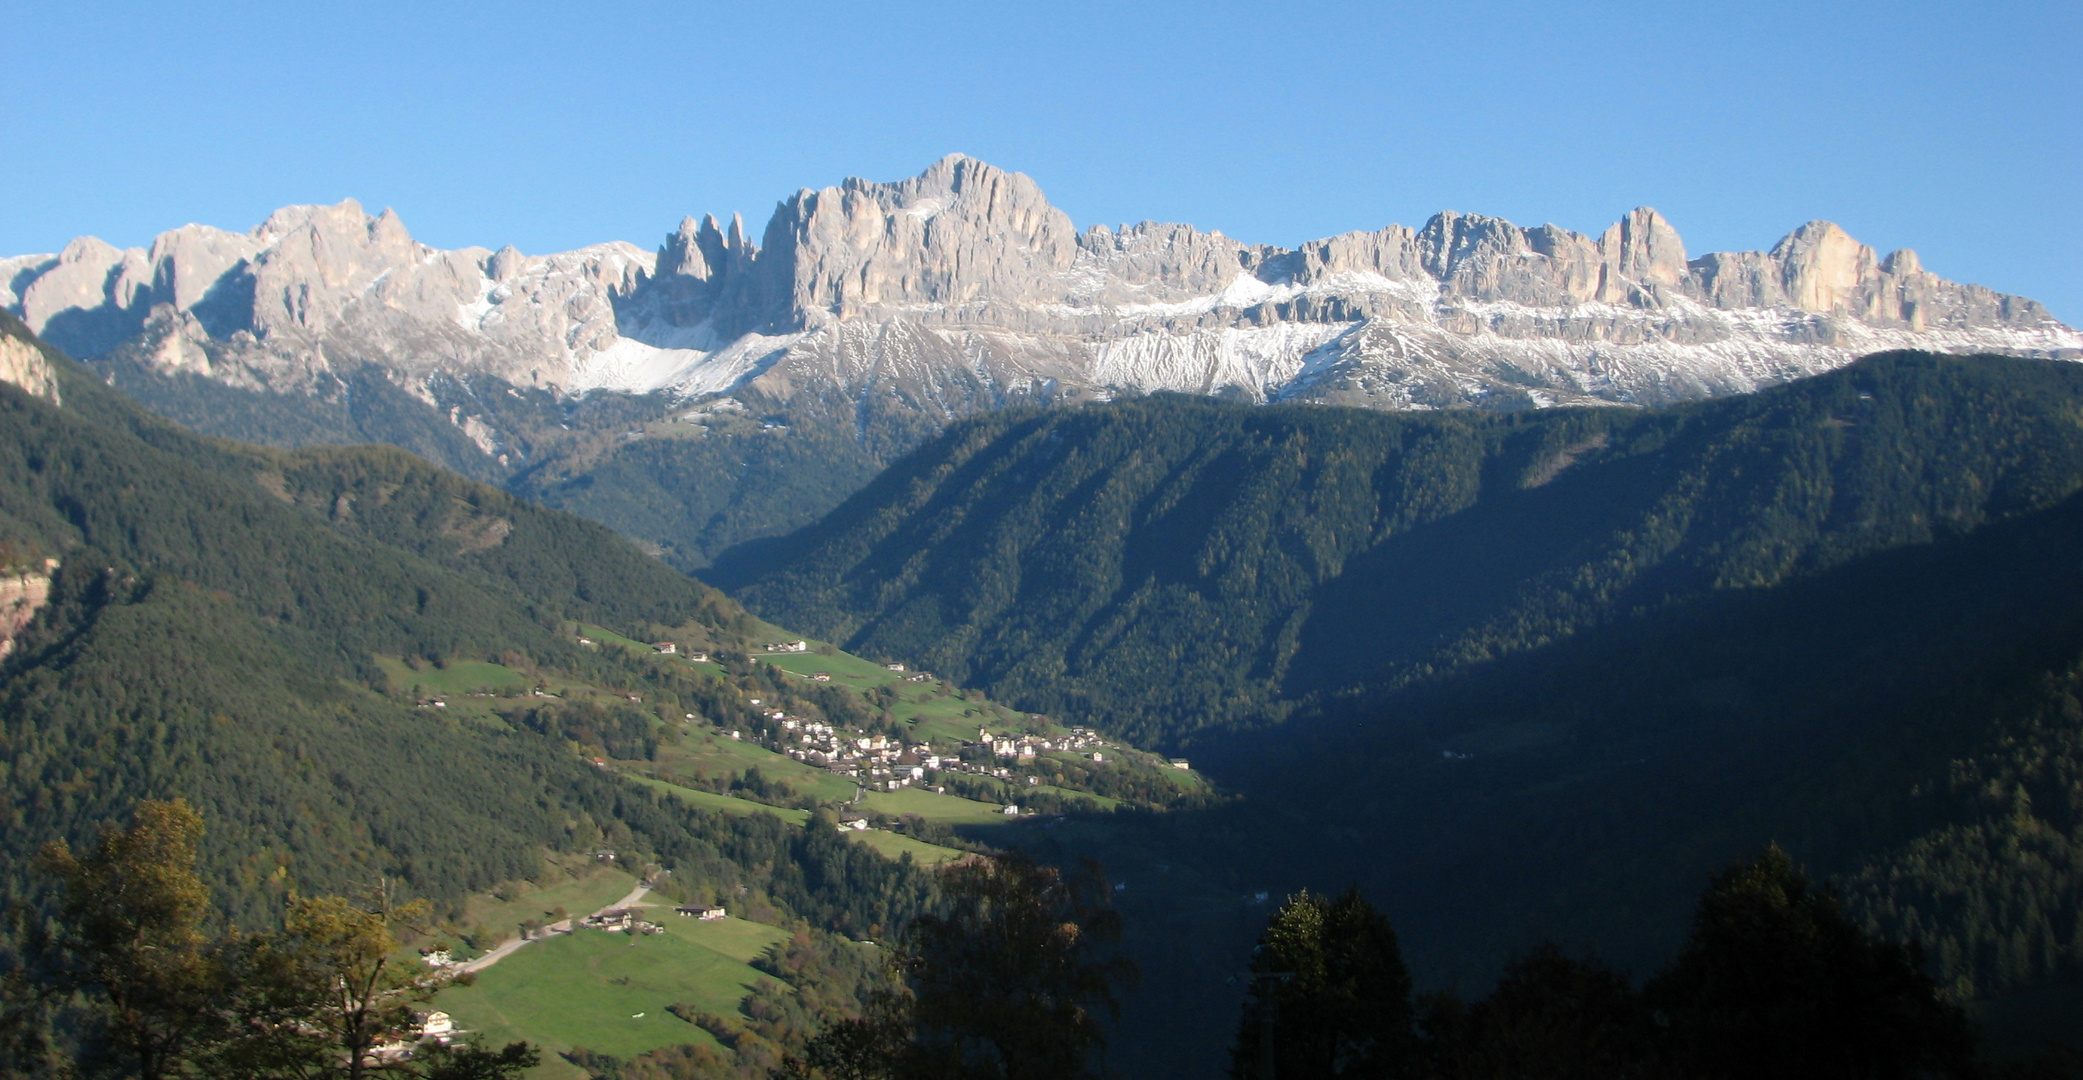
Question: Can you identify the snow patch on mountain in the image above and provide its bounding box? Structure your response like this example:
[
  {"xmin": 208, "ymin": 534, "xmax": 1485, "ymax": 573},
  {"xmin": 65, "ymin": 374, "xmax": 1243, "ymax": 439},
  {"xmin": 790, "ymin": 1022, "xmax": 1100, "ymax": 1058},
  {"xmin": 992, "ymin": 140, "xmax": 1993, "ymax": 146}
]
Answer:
[
  {"xmin": 570, "ymin": 331, "xmax": 806, "ymax": 396},
  {"xmin": 6, "ymin": 155, "xmax": 2080, "ymax": 456}
]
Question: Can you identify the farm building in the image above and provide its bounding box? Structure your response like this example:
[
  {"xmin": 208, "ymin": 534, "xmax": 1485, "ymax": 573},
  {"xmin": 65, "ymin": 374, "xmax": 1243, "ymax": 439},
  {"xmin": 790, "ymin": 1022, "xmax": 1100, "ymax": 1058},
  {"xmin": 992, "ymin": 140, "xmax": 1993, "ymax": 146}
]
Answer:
[
  {"xmin": 586, "ymin": 908, "xmax": 637, "ymax": 931},
  {"xmin": 676, "ymin": 905, "xmax": 727, "ymax": 920}
]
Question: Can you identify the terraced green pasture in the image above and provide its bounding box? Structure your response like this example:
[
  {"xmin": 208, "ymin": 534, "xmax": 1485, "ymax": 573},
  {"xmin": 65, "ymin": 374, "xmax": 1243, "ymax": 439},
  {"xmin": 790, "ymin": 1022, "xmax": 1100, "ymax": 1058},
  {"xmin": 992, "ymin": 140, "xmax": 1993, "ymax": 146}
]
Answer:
[
  {"xmin": 630, "ymin": 776, "xmax": 811, "ymax": 825},
  {"xmin": 862, "ymin": 786, "xmax": 1010, "ymax": 826},
  {"xmin": 374, "ymin": 656, "xmax": 531, "ymax": 697},
  {"xmin": 847, "ymin": 829, "xmax": 969, "ymax": 866},
  {"xmin": 434, "ymin": 921, "xmax": 773, "ymax": 1062},
  {"xmin": 456, "ymin": 864, "xmax": 639, "ymax": 949}
]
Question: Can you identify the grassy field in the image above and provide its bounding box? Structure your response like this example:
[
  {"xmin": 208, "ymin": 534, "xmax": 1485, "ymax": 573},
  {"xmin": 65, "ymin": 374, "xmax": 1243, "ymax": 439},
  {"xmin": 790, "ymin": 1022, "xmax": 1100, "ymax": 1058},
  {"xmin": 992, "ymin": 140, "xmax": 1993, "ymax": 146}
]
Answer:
[
  {"xmin": 862, "ymin": 786, "xmax": 1011, "ymax": 826},
  {"xmin": 1031, "ymin": 785, "xmax": 1122, "ymax": 810},
  {"xmin": 576, "ymin": 623, "xmax": 654, "ymax": 653},
  {"xmin": 629, "ymin": 775, "xmax": 970, "ymax": 867},
  {"xmin": 762, "ymin": 649, "xmax": 890, "ymax": 685},
  {"xmin": 631, "ymin": 775, "xmax": 811, "ymax": 825},
  {"xmin": 452, "ymin": 861, "xmax": 640, "ymax": 951},
  {"xmin": 754, "ymin": 649, "xmax": 1047, "ymax": 745},
  {"xmin": 374, "ymin": 656, "xmax": 533, "ymax": 697},
  {"xmin": 434, "ymin": 918, "xmax": 783, "ymax": 1066},
  {"xmin": 847, "ymin": 829, "xmax": 970, "ymax": 866},
  {"xmin": 652, "ymin": 912, "xmax": 790, "ymax": 962},
  {"xmin": 654, "ymin": 726, "xmax": 858, "ymax": 804}
]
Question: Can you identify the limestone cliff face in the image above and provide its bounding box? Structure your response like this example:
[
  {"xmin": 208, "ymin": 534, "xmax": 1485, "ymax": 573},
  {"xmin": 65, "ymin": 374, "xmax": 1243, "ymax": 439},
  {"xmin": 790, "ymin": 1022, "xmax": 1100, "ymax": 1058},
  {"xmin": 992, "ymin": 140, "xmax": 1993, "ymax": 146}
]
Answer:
[
  {"xmin": 0, "ymin": 331, "xmax": 61, "ymax": 404},
  {"xmin": 0, "ymin": 560, "xmax": 56, "ymax": 661},
  {"xmin": 5, "ymin": 155, "xmax": 2077, "ymax": 448}
]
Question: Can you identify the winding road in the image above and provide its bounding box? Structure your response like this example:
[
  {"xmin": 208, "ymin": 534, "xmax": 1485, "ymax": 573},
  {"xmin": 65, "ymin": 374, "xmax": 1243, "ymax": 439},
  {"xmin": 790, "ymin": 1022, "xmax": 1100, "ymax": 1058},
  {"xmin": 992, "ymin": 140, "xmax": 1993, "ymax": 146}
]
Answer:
[{"xmin": 456, "ymin": 882, "xmax": 651, "ymax": 974}]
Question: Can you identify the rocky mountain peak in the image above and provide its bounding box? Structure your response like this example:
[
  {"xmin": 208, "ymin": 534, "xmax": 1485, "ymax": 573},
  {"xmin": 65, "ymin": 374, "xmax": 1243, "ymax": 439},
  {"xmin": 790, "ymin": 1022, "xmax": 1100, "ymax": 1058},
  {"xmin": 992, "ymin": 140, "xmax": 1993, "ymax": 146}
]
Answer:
[
  {"xmin": 487, "ymin": 244, "xmax": 525, "ymax": 282},
  {"xmin": 1601, "ymin": 206, "xmax": 1687, "ymax": 291},
  {"xmin": 761, "ymin": 153, "xmax": 1080, "ymax": 326},
  {"xmin": 4, "ymin": 155, "xmax": 2075, "ymax": 427},
  {"xmin": 247, "ymin": 199, "xmax": 424, "ymax": 338}
]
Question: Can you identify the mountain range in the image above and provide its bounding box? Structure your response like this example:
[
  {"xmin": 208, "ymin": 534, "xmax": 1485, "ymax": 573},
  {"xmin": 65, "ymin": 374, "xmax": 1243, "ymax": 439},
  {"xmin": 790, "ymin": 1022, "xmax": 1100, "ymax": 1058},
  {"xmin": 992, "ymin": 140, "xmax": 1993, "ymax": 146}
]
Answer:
[
  {"xmin": 9, "ymin": 161, "xmax": 2083, "ymax": 1072},
  {"xmin": 8, "ymin": 155, "xmax": 2078, "ymax": 567}
]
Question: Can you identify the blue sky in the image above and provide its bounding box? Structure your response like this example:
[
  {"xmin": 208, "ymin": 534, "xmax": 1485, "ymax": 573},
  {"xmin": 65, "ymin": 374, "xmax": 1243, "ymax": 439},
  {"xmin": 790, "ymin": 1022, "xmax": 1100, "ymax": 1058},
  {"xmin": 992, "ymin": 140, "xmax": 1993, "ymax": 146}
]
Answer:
[{"xmin": 6, "ymin": 0, "xmax": 2077, "ymax": 320}]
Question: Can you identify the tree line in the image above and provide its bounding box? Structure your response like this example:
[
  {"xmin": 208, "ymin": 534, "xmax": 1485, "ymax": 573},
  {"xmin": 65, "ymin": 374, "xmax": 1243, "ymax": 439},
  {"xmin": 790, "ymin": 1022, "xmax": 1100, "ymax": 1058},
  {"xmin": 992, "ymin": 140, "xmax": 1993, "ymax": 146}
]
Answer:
[
  {"xmin": 14, "ymin": 800, "xmax": 2065, "ymax": 1080},
  {"xmin": 1, "ymin": 801, "xmax": 535, "ymax": 1080}
]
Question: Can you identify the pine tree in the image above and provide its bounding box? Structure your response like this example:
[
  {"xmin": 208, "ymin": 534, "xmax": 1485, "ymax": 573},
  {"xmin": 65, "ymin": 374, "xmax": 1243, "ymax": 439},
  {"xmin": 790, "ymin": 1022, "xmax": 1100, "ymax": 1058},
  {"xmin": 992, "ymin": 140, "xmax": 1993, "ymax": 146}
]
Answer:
[
  {"xmin": 1646, "ymin": 845, "xmax": 1976, "ymax": 1080},
  {"xmin": 1231, "ymin": 887, "xmax": 1417, "ymax": 1080}
]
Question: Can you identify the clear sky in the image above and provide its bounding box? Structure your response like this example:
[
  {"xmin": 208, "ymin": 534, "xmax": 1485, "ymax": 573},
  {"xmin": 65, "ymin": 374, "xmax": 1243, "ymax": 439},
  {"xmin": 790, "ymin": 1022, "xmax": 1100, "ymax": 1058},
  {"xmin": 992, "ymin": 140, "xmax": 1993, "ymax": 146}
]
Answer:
[{"xmin": 6, "ymin": 0, "xmax": 2077, "ymax": 321}]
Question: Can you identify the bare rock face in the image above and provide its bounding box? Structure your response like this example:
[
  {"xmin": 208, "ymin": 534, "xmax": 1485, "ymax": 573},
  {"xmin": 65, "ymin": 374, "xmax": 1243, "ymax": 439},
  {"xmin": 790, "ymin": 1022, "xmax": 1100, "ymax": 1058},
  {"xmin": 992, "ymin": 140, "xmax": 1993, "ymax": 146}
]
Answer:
[
  {"xmin": 5, "ymin": 155, "xmax": 2077, "ymax": 467},
  {"xmin": 0, "ymin": 330, "xmax": 61, "ymax": 404},
  {"xmin": 0, "ymin": 558, "xmax": 56, "ymax": 660}
]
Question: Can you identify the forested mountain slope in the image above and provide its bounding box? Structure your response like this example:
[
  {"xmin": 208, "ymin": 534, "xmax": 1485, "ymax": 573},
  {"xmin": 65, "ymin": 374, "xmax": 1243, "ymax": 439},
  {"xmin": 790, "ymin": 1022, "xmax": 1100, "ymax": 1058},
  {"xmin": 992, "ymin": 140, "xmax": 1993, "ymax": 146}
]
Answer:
[
  {"xmin": 0, "ymin": 312, "xmax": 928, "ymax": 940},
  {"xmin": 1221, "ymin": 479, "xmax": 2083, "ymax": 993},
  {"xmin": 719, "ymin": 353, "xmax": 2083, "ymax": 745},
  {"xmin": 717, "ymin": 353, "xmax": 2083, "ymax": 1029},
  {"xmin": 13, "ymin": 158, "xmax": 2077, "ymax": 574}
]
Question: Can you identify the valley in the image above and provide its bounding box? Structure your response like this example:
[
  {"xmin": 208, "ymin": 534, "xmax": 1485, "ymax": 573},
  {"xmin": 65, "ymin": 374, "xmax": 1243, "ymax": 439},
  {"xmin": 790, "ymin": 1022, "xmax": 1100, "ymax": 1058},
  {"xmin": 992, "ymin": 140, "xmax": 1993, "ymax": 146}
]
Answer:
[
  {"xmin": 3, "ymin": 270, "xmax": 2080, "ymax": 1076},
  {"xmin": 8, "ymin": 157, "xmax": 2076, "ymax": 574}
]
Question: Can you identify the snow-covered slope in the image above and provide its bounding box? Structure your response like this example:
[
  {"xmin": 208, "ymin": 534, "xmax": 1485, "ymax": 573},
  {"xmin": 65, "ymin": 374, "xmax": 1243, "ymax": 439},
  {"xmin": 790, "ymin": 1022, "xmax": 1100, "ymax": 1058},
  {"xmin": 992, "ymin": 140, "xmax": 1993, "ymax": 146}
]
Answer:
[{"xmin": 7, "ymin": 155, "xmax": 2077, "ymax": 449}]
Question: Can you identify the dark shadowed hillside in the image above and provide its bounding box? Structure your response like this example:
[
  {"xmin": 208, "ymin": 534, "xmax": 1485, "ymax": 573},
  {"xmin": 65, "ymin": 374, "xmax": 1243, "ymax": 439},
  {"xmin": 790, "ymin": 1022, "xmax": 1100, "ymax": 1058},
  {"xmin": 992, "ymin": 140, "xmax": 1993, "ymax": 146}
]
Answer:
[
  {"xmin": 719, "ymin": 353, "xmax": 2083, "ymax": 747},
  {"xmin": 716, "ymin": 354, "xmax": 2083, "ymax": 1072}
]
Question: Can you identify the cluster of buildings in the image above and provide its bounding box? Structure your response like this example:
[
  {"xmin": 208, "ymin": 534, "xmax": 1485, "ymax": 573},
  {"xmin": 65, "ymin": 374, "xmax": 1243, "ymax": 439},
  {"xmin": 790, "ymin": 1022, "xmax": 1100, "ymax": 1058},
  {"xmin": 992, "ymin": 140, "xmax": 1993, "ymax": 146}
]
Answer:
[
  {"xmin": 776, "ymin": 719, "xmax": 940, "ymax": 789},
  {"xmin": 585, "ymin": 907, "xmax": 663, "ymax": 935},
  {"xmin": 759, "ymin": 710, "xmax": 1116, "ymax": 793},
  {"xmin": 984, "ymin": 725, "xmax": 1107, "ymax": 761},
  {"xmin": 371, "ymin": 1011, "xmax": 463, "ymax": 1063}
]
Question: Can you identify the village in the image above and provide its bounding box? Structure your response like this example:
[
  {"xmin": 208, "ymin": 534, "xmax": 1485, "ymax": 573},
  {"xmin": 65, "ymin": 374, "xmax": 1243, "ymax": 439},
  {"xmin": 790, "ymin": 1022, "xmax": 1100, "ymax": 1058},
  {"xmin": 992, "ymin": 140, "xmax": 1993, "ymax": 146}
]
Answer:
[
  {"xmin": 653, "ymin": 636, "xmax": 1161, "ymax": 818},
  {"xmin": 764, "ymin": 714, "xmax": 1112, "ymax": 797}
]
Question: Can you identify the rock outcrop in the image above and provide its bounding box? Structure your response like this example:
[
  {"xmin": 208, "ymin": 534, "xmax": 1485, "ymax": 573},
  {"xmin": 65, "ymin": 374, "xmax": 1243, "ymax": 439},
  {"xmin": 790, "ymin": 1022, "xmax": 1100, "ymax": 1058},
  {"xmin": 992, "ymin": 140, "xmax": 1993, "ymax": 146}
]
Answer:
[
  {"xmin": 0, "ymin": 559, "xmax": 56, "ymax": 660},
  {"xmin": 5, "ymin": 154, "xmax": 2077, "ymax": 448},
  {"xmin": 0, "ymin": 330, "xmax": 61, "ymax": 404}
]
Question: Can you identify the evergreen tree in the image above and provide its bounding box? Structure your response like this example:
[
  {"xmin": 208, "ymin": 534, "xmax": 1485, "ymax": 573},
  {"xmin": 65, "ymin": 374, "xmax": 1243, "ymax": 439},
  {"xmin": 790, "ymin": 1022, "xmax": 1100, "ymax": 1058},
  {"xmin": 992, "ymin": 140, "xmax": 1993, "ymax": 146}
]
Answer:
[
  {"xmin": 780, "ymin": 856, "xmax": 1131, "ymax": 1080},
  {"xmin": 1231, "ymin": 888, "xmax": 1417, "ymax": 1080},
  {"xmin": 1645, "ymin": 845, "xmax": 1975, "ymax": 1080},
  {"xmin": 1421, "ymin": 944, "xmax": 1659, "ymax": 1080}
]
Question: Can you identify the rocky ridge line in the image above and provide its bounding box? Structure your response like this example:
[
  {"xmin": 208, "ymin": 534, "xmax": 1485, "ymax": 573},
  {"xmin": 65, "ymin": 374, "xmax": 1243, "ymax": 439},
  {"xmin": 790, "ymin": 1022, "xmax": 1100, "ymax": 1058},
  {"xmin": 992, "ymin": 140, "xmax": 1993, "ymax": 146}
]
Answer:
[{"xmin": 5, "ymin": 155, "xmax": 2077, "ymax": 449}]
